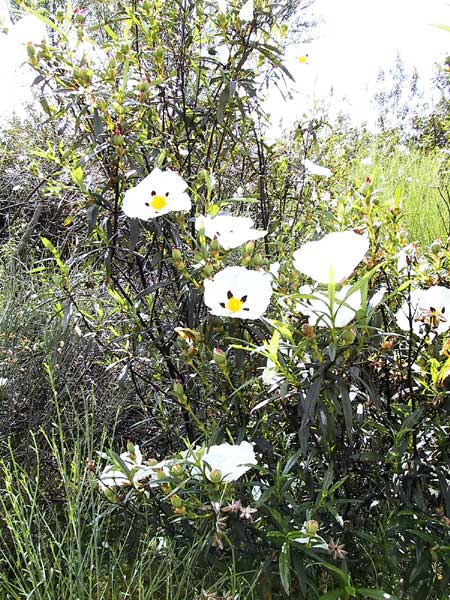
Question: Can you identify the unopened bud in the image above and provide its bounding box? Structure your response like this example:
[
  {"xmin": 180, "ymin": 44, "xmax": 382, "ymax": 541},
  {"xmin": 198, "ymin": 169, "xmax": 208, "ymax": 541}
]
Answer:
[
  {"xmin": 380, "ymin": 339, "xmax": 394, "ymax": 351},
  {"xmin": 210, "ymin": 237, "xmax": 221, "ymax": 252},
  {"xmin": 170, "ymin": 464, "xmax": 185, "ymax": 478},
  {"xmin": 213, "ymin": 347, "xmax": 227, "ymax": 367},
  {"xmin": 173, "ymin": 380, "xmax": 184, "ymax": 397},
  {"xmin": 103, "ymin": 488, "xmax": 120, "ymax": 503},
  {"xmin": 26, "ymin": 42, "xmax": 36, "ymax": 59},
  {"xmin": 430, "ymin": 239, "xmax": 442, "ymax": 254},
  {"xmin": 209, "ymin": 468, "xmax": 223, "ymax": 483},
  {"xmin": 305, "ymin": 519, "xmax": 319, "ymax": 536},
  {"xmin": 301, "ymin": 323, "xmax": 315, "ymax": 339},
  {"xmin": 253, "ymin": 252, "xmax": 263, "ymax": 267},
  {"xmin": 172, "ymin": 247, "xmax": 182, "ymax": 261},
  {"xmin": 244, "ymin": 240, "xmax": 255, "ymax": 255},
  {"xmin": 170, "ymin": 494, "xmax": 183, "ymax": 508},
  {"xmin": 126, "ymin": 440, "xmax": 135, "ymax": 454},
  {"xmin": 112, "ymin": 131, "xmax": 125, "ymax": 146},
  {"xmin": 203, "ymin": 262, "xmax": 214, "ymax": 277},
  {"xmin": 360, "ymin": 175, "xmax": 373, "ymax": 196},
  {"xmin": 342, "ymin": 327, "xmax": 356, "ymax": 345}
]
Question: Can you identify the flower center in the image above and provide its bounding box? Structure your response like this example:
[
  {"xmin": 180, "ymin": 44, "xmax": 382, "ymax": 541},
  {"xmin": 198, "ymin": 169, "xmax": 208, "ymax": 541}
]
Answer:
[
  {"xmin": 151, "ymin": 195, "xmax": 167, "ymax": 211},
  {"xmin": 227, "ymin": 296, "xmax": 243, "ymax": 313}
]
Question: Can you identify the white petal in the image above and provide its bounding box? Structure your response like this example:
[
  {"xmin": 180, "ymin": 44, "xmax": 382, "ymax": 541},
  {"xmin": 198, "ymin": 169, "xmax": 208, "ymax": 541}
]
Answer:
[
  {"xmin": 196, "ymin": 214, "xmax": 266, "ymax": 250},
  {"xmin": 293, "ymin": 231, "xmax": 369, "ymax": 284},
  {"xmin": 203, "ymin": 266, "xmax": 272, "ymax": 319},
  {"xmin": 302, "ymin": 158, "xmax": 331, "ymax": 177},
  {"xmin": 296, "ymin": 284, "xmax": 362, "ymax": 328},
  {"xmin": 238, "ymin": 0, "xmax": 253, "ymax": 21},
  {"xmin": 202, "ymin": 441, "xmax": 257, "ymax": 483},
  {"xmin": 369, "ymin": 287, "xmax": 387, "ymax": 309},
  {"xmin": 122, "ymin": 168, "xmax": 191, "ymax": 220},
  {"xmin": 396, "ymin": 286, "xmax": 450, "ymax": 336}
]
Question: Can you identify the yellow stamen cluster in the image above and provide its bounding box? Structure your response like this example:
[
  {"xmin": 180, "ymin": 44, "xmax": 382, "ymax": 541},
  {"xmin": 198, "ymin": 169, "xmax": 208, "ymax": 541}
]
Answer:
[
  {"xmin": 151, "ymin": 195, "xmax": 167, "ymax": 210},
  {"xmin": 227, "ymin": 297, "xmax": 243, "ymax": 313}
]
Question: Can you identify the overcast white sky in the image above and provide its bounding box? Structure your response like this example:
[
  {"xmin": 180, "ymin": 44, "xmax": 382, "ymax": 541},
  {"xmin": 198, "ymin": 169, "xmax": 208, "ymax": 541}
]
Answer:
[
  {"xmin": 0, "ymin": 0, "xmax": 449, "ymax": 133},
  {"xmin": 265, "ymin": 0, "xmax": 450, "ymax": 136}
]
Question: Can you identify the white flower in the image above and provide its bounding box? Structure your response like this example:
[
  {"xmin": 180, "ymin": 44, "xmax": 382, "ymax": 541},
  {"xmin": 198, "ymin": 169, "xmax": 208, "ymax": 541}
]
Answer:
[
  {"xmin": 395, "ymin": 286, "xmax": 450, "ymax": 336},
  {"xmin": 0, "ymin": 378, "xmax": 8, "ymax": 386},
  {"xmin": 302, "ymin": 158, "xmax": 331, "ymax": 177},
  {"xmin": 217, "ymin": 0, "xmax": 228, "ymax": 12},
  {"xmin": 98, "ymin": 445, "xmax": 161, "ymax": 491},
  {"xmin": 369, "ymin": 287, "xmax": 387, "ymax": 309},
  {"xmin": 269, "ymin": 261, "xmax": 280, "ymax": 278},
  {"xmin": 361, "ymin": 157, "xmax": 373, "ymax": 166},
  {"xmin": 296, "ymin": 284, "xmax": 362, "ymax": 328},
  {"xmin": 238, "ymin": 0, "xmax": 254, "ymax": 21},
  {"xmin": 204, "ymin": 266, "xmax": 272, "ymax": 319},
  {"xmin": 216, "ymin": 44, "xmax": 230, "ymax": 65},
  {"xmin": 122, "ymin": 168, "xmax": 191, "ymax": 220},
  {"xmin": 262, "ymin": 357, "xmax": 282, "ymax": 386},
  {"xmin": 99, "ymin": 446, "xmax": 140, "ymax": 490},
  {"xmin": 201, "ymin": 441, "xmax": 257, "ymax": 483},
  {"xmin": 293, "ymin": 231, "xmax": 369, "ymax": 284},
  {"xmin": 195, "ymin": 214, "xmax": 267, "ymax": 249}
]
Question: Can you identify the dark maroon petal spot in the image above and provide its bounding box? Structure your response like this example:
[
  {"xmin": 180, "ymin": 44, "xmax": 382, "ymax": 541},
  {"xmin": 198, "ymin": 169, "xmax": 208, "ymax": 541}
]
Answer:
[
  {"xmin": 241, "ymin": 295, "xmax": 247, "ymax": 303},
  {"xmin": 151, "ymin": 190, "xmax": 156, "ymax": 196},
  {"xmin": 243, "ymin": 307, "xmax": 250, "ymax": 311},
  {"xmin": 165, "ymin": 192, "xmax": 170, "ymax": 196},
  {"xmin": 227, "ymin": 290, "xmax": 233, "ymax": 299},
  {"xmin": 220, "ymin": 302, "xmax": 226, "ymax": 308},
  {"xmin": 145, "ymin": 202, "xmax": 149, "ymax": 206}
]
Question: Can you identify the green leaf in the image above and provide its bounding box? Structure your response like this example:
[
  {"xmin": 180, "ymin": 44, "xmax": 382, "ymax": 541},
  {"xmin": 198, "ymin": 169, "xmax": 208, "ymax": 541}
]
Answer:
[
  {"xmin": 70, "ymin": 166, "xmax": 84, "ymax": 188},
  {"xmin": 41, "ymin": 237, "xmax": 68, "ymax": 276},
  {"xmin": 279, "ymin": 543, "xmax": 290, "ymax": 595},
  {"xmin": 356, "ymin": 589, "xmax": 399, "ymax": 600},
  {"xmin": 87, "ymin": 204, "xmax": 100, "ymax": 234}
]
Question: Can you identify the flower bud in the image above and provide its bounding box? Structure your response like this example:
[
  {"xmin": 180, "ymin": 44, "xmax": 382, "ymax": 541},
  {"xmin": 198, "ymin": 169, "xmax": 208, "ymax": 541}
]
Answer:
[
  {"xmin": 301, "ymin": 324, "xmax": 315, "ymax": 339},
  {"xmin": 126, "ymin": 440, "xmax": 135, "ymax": 454},
  {"xmin": 173, "ymin": 380, "xmax": 184, "ymax": 397},
  {"xmin": 253, "ymin": 252, "xmax": 263, "ymax": 267},
  {"xmin": 26, "ymin": 42, "xmax": 36, "ymax": 59},
  {"xmin": 341, "ymin": 327, "xmax": 356, "ymax": 345},
  {"xmin": 74, "ymin": 7, "xmax": 85, "ymax": 23},
  {"xmin": 209, "ymin": 469, "xmax": 223, "ymax": 483},
  {"xmin": 213, "ymin": 347, "xmax": 227, "ymax": 367},
  {"xmin": 103, "ymin": 488, "xmax": 121, "ymax": 503},
  {"xmin": 172, "ymin": 247, "xmax": 182, "ymax": 261},
  {"xmin": 305, "ymin": 519, "xmax": 319, "ymax": 536},
  {"xmin": 210, "ymin": 237, "xmax": 221, "ymax": 253},
  {"xmin": 380, "ymin": 339, "xmax": 394, "ymax": 351},
  {"xmin": 112, "ymin": 130, "xmax": 125, "ymax": 146},
  {"xmin": 170, "ymin": 494, "xmax": 183, "ymax": 508},
  {"xmin": 430, "ymin": 238, "xmax": 442, "ymax": 254},
  {"xmin": 360, "ymin": 175, "xmax": 373, "ymax": 196},
  {"xmin": 203, "ymin": 262, "xmax": 214, "ymax": 277},
  {"xmin": 244, "ymin": 240, "xmax": 255, "ymax": 255},
  {"xmin": 170, "ymin": 464, "xmax": 185, "ymax": 478}
]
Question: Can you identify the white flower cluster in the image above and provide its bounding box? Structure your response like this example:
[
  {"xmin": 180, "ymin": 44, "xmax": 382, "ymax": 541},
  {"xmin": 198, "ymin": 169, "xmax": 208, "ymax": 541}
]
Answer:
[
  {"xmin": 98, "ymin": 441, "xmax": 257, "ymax": 492},
  {"xmin": 121, "ymin": 168, "xmax": 378, "ymax": 323}
]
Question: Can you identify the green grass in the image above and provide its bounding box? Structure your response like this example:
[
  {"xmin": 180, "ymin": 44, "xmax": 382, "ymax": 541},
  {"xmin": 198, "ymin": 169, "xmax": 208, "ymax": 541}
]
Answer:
[
  {"xmin": 0, "ymin": 420, "xmax": 259, "ymax": 600},
  {"xmin": 352, "ymin": 146, "xmax": 450, "ymax": 246}
]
